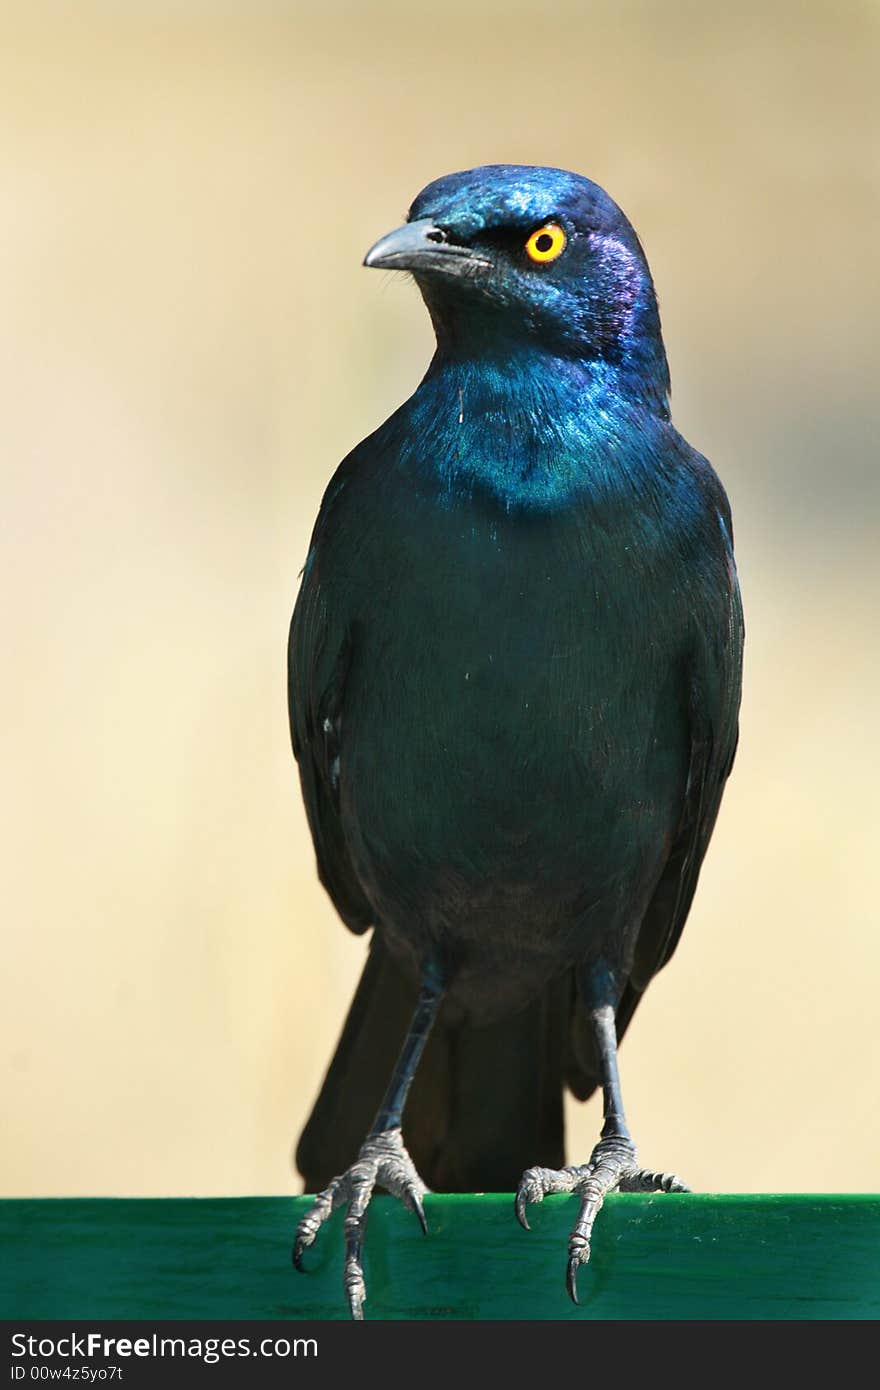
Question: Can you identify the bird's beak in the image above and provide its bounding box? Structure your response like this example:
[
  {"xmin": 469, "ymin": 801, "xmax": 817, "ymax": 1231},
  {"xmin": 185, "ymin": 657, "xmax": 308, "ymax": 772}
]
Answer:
[{"xmin": 363, "ymin": 218, "xmax": 490, "ymax": 277}]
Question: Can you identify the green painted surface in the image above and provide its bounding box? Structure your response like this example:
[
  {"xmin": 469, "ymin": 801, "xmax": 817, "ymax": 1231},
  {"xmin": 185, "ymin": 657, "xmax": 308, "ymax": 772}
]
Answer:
[{"xmin": 2, "ymin": 1195, "xmax": 879, "ymax": 1320}]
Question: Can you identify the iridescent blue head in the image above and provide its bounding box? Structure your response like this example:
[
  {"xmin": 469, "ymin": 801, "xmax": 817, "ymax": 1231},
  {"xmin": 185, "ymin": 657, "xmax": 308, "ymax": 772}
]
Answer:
[{"xmin": 365, "ymin": 165, "xmax": 670, "ymax": 411}]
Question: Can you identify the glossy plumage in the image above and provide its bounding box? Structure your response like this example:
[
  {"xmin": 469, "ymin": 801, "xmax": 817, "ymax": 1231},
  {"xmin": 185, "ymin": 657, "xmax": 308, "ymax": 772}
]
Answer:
[{"xmin": 288, "ymin": 166, "xmax": 743, "ymax": 1309}]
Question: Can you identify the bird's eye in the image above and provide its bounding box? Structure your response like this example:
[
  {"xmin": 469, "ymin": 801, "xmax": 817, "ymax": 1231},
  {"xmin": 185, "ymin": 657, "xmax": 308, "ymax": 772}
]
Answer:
[{"xmin": 525, "ymin": 222, "xmax": 567, "ymax": 264}]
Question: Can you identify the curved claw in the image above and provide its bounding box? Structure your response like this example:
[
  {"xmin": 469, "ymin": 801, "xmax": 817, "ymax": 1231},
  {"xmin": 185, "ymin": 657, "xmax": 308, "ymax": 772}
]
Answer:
[
  {"xmin": 566, "ymin": 1253, "xmax": 581, "ymax": 1305},
  {"xmin": 411, "ymin": 1192, "xmax": 428, "ymax": 1235},
  {"xmin": 515, "ymin": 1165, "xmax": 560, "ymax": 1231},
  {"xmin": 566, "ymin": 1228, "xmax": 590, "ymax": 1305},
  {"xmin": 514, "ymin": 1188, "xmax": 531, "ymax": 1231},
  {"xmin": 292, "ymin": 1185, "xmax": 337, "ymax": 1273}
]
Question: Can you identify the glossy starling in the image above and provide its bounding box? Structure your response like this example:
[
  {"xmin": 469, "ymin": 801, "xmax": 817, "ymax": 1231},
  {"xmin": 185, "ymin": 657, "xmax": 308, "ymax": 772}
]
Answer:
[{"xmin": 288, "ymin": 165, "xmax": 744, "ymax": 1317}]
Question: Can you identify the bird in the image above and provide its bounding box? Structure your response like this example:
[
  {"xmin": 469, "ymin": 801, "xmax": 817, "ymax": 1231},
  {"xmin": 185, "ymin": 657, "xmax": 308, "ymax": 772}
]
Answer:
[{"xmin": 287, "ymin": 164, "xmax": 743, "ymax": 1319}]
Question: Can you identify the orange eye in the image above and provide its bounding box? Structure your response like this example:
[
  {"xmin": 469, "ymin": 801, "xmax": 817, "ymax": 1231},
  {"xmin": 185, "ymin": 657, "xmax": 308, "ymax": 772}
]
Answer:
[{"xmin": 525, "ymin": 222, "xmax": 566, "ymax": 264}]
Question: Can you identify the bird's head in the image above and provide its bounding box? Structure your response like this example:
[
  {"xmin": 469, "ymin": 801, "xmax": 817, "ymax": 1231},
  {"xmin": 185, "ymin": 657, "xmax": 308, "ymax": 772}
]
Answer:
[{"xmin": 365, "ymin": 165, "xmax": 669, "ymax": 408}]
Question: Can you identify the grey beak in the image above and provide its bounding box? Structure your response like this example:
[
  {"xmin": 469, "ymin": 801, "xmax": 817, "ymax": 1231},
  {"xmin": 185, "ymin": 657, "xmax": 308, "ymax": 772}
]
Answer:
[{"xmin": 363, "ymin": 218, "xmax": 490, "ymax": 276}]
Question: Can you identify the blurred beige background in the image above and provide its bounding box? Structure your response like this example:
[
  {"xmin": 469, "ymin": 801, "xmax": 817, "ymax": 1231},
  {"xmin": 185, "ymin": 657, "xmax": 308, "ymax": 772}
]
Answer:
[{"xmin": 2, "ymin": 1, "xmax": 878, "ymax": 1197}]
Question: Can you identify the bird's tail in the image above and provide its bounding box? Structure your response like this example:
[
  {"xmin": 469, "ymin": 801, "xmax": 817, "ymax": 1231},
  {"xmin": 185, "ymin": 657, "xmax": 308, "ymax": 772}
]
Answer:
[{"xmin": 297, "ymin": 933, "xmax": 590, "ymax": 1193}]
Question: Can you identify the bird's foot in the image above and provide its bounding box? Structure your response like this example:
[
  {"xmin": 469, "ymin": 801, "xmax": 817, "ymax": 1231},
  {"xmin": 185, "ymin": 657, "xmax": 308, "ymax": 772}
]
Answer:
[
  {"xmin": 515, "ymin": 1135, "xmax": 689, "ymax": 1303},
  {"xmin": 292, "ymin": 1127, "xmax": 428, "ymax": 1320}
]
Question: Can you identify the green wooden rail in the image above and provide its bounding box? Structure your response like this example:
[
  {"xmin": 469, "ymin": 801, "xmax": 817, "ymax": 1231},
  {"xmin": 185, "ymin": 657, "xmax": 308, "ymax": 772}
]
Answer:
[{"xmin": 2, "ymin": 1195, "xmax": 879, "ymax": 1320}]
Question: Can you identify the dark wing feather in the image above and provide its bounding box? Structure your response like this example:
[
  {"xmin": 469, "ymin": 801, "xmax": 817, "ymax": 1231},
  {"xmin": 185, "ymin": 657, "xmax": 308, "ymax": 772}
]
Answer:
[
  {"xmin": 568, "ymin": 504, "xmax": 744, "ymax": 1098},
  {"xmin": 288, "ymin": 560, "xmax": 373, "ymax": 934}
]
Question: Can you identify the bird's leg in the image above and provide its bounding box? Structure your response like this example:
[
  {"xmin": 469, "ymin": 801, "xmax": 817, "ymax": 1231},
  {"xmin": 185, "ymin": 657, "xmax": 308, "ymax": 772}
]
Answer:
[
  {"xmin": 515, "ymin": 965, "xmax": 688, "ymax": 1304},
  {"xmin": 293, "ymin": 957, "xmax": 445, "ymax": 1320}
]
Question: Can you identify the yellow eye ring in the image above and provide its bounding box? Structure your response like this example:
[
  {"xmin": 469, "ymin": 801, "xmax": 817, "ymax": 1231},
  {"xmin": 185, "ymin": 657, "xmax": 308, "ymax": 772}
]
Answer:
[{"xmin": 525, "ymin": 222, "xmax": 567, "ymax": 264}]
